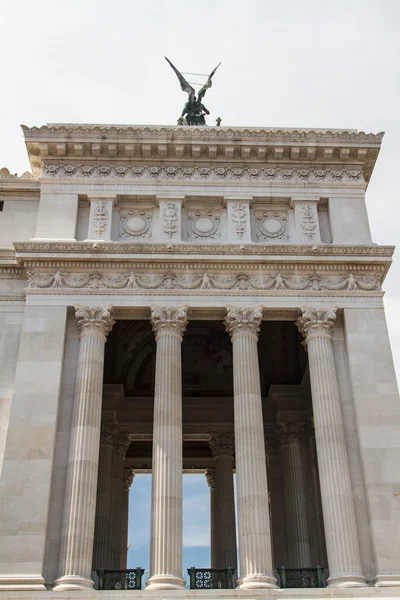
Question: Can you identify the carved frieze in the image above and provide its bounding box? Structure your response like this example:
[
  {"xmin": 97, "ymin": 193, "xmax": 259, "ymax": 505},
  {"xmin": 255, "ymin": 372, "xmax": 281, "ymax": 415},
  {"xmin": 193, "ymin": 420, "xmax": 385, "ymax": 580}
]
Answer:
[
  {"xmin": 120, "ymin": 210, "xmax": 152, "ymax": 238},
  {"xmin": 42, "ymin": 164, "xmax": 365, "ymax": 183},
  {"xmin": 26, "ymin": 270, "xmax": 381, "ymax": 293}
]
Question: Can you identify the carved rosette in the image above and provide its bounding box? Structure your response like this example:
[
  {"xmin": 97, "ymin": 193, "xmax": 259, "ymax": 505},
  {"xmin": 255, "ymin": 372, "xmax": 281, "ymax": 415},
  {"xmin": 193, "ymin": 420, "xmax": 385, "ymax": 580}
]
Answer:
[
  {"xmin": 74, "ymin": 306, "xmax": 115, "ymax": 340},
  {"xmin": 205, "ymin": 468, "xmax": 216, "ymax": 491},
  {"xmin": 209, "ymin": 434, "xmax": 235, "ymax": 457},
  {"xmin": 224, "ymin": 306, "xmax": 263, "ymax": 341},
  {"xmin": 123, "ymin": 469, "xmax": 135, "ymax": 492},
  {"xmin": 296, "ymin": 307, "xmax": 337, "ymax": 342},
  {"xmin": 278, "ymin": 421, "xmax": 306, "ymax": 446},
  {"xmin": 150, "ymin": 306, "xmax": 188, "ymax": 341}
]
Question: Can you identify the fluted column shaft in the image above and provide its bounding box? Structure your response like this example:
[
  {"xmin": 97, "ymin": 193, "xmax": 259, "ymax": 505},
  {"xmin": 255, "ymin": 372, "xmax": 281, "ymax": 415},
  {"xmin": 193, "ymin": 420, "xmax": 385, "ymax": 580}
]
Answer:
[
  {"xmin": 109, "ymin": 434, "xmax": 130, "ymax": 569},
  {"xmin": 297, "ymin": 308, "xmax": 366, "ymax": 588},
  {"xmin": 92, "ymin": 423, "xmax": 115, "ymax": 569},
  {"xmin": 308, "ymin": 420, "xmax": 327, "ymax": 567},
  {"xmin": 54, "ymin": 306, "xmax": 115, "ymax": 591},
  {"xmin": 205, "ymin": 469, "xmax": 217, "ymax": 568},
  {"xmin": 265, "ymin": 434, "xmax": 287, "ymax": 568},
  {"xmin": 209, "ymin": 435, "xmax": 237, "ymax": 570},
  {"xmin": 225, "ymin": 307, "xmax": 276, "ymax": 589},
  {"xmin": 279, "ymin": 421, "xmax": 311, "ymax": 568},
  {"xmin": 146, "ymin": 306, "xmax": 187, "ymax": 590},
  {"xmin": 120, "ymin": 470, "xmax": 135, "ymax": 569}
]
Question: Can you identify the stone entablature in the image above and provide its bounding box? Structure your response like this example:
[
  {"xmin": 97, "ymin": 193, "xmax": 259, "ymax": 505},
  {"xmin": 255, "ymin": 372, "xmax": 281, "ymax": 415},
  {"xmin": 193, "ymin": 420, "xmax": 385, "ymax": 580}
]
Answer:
[{"xmin": 22, "ymin": 124, "xmax": 383, "ymax": 182}]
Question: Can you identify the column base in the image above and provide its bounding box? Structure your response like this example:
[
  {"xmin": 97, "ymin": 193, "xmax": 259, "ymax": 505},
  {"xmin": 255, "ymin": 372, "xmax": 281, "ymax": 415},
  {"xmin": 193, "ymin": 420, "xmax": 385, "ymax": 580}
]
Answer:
[
  {"xmin": 327, "ymin": 573, "xmax": 367, "ymax": 588},
  {"xmin": 145, "ymin": 574, "xmax": 186, "ymax": 590},
  {"xmin": 53, "ymin": 575, "xmax": 94, "ymax": 591},
  {"xmin": 374, "ymin": 573, "xmax": 400, "ymax": 587},
  {"xmin": 237, "ymin": 573, "xmax": 277, "ymax": 589},
  {"xmin": 0, "ymin": 575, "xmax": 46, "ymax": 591}
]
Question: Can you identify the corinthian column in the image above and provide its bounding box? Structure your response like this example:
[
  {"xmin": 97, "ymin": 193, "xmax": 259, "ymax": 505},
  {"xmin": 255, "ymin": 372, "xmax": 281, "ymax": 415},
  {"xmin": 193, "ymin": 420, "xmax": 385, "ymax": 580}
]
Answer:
[
  {"xmin": 265, "ymin": 432, "xmax": 287, "ymax": 568},
  {"xmin": 92, "ymin": 422, "xmax": 115, "ymax": 570},
  {"xmin": 296, "ymin": 308, "xmax": 366, "ymax": 587},
  {"xmin": 205, "ymin": 469, "xmax": 217, "ymax": 569},
  {"xmin": 209, "ymin": 434, "xmax": 237, "ymax": 570},
  {"xmin": 146, "ymin": 306, "xmax": 187, "ymax": 590},
  {"xmin": 120, "ymin": 469, "xmax": 135, "ymax": 569},
  {"xmin": 54, "ymin": 306, "xmax": 115, "ymax": 591},
  {"xmin": 278, "ymin": 421, "xmax": 311, "ymax": 568},
  {"xmin": 109, "ymin": 433, "xmax": 131, "ymax": 569},
  {"xmin": 225, "ymin": 307, "xmax": 276, "ymax": 589}
]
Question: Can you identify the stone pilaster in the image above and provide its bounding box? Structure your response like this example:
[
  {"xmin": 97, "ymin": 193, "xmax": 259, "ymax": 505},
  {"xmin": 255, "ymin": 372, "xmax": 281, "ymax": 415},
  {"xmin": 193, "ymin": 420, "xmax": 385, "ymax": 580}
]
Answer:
[
  {"xmin": 225, "ymin": 306, "xmax": 276, "ymax": 589},
  {"xmin": 146, "ymin": 306, "xmax": 187, "ymax": 590},
  {"xmin": 54, "ymin": 306, "xmax": 115, "ymax": 591},
  {"xmin": 109, "ymin": 433, "xmax": 131, "ymax": 569},
  {"xmin": 296, "ymin": 308, "xmax": 366, "ymax": 587},
  {"xmin": 205, "ymin": 469, "xmax": 217, "ymax": 569},
  {"xmin": 92, "ymin": 422, "xmax": 116, "ymax": 570},
  {"xmin": 209, "ymin": 434, "xmax": 237, "ymax": 570},
  {"xmin": 278, "ymin": 421, "xmax": 311, "ymax": 568},
  {"xmin": 120, "ymin": 469, "xmax": 135, "ymax": 569},
  {"xmin": 265, "ymin": 432, "xmax": 287, "ymax": 568}
]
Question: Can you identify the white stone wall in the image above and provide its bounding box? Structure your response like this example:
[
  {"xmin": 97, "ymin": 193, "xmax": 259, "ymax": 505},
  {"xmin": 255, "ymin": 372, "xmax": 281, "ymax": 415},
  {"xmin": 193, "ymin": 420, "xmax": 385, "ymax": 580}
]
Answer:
[
  {"xmin": 332, "ymin": 317, "xmax": 375, "ymax": 580},
  {"xmin": 0, "ymin": 305, "xmax": 67, "ymax": 585},
  {"xmin": 0, "ymin": 197, "xmax": 39, "ymax": 247},
  {"xmin": 43, "ymin": 314, "xmax": 79, "ymax": 585},
  {"xmin": 0, "ymin": 306, "xmax": 24, "ymax": 475},
  {"xmin": 344, "ymin": 306, "xmax": 400, "ymax": 581}
]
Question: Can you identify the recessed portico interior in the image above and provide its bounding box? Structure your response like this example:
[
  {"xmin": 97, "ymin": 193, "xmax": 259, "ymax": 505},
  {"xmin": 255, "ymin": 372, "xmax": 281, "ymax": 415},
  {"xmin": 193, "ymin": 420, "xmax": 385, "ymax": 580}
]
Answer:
[{"xmin": 97, "ymin": 315, "xmax": 328, "ymax": 576}]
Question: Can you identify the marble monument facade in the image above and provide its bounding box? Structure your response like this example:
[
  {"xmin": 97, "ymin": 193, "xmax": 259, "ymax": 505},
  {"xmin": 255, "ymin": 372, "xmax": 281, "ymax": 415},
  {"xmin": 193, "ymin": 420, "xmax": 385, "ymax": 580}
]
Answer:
[{"xmin": 0, "ymin": 124, "xmax": 399, "ymax": 599}]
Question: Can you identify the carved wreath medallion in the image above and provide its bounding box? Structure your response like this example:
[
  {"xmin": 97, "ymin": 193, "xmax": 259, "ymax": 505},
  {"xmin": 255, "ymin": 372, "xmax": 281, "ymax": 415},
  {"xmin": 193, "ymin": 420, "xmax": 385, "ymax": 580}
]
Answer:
[
  {"xmin": 120, "ymin": 211, "xmax": 152, "ymax": 238},
  {"xmin": 188, "ymin": 211, "xmax": 220, "ymax": 239},
  {"xmin": 256, "ymin": 212, "xmax": 288, "ymax": 240}
]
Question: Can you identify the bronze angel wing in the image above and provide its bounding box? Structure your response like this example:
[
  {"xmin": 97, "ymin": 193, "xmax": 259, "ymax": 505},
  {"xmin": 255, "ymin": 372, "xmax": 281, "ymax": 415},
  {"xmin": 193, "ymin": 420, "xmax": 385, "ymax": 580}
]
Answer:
[
  {"xmin": 165, "ymin": 57, "xmax": 195, "ymax": 101},
  {"xmin": 198, "ymin": 62, "xmax": 221, "ymax": 103}
]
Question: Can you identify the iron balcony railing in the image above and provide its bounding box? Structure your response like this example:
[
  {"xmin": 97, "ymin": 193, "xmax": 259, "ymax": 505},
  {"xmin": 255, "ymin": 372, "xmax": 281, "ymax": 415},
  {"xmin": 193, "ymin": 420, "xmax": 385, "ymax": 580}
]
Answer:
[
  {"xmin": 187, "ymin": 567, "xmax": 236, "ymax": 589},
  {"xmin": 96, "ymin": 567, "xmax": 145, "ymax": 590},
  {"xmin": 277, "ymin": 566, "xmax": 326, "ymax": 588}
]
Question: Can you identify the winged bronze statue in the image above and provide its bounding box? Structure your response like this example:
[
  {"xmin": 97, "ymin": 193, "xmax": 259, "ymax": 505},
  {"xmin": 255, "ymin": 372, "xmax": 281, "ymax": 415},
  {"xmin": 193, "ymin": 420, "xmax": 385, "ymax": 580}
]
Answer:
[{"xmin": 165, "ymin": 57, "xmax": 221, "ymax": 126}]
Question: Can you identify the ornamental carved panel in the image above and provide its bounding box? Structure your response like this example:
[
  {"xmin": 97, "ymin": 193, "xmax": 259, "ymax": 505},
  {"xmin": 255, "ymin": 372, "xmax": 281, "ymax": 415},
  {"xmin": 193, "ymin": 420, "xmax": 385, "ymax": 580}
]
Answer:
[
  {"xmin": 120, "ymin": 210, "xmax": 152, "ymax": 238},
  {"xmin": 187, "ymin": 210, "xmax": 221, "ymax": 240},
  {"xmin": 255, "ymin": 211, "xmax": 288, "ymax": 241}
]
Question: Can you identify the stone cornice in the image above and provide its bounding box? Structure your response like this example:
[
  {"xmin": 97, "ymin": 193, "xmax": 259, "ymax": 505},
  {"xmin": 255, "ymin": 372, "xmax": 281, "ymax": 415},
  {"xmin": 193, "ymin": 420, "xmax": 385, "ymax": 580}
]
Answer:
[
  {"xmin": 22, "ymin": 124, "xmax": 384, "ymax": 144},
  {"xmin": 13, "ymin": 241, "xmax": 395, "ymax": 259},
  {"xmin": 22, "ymin": 123, "xmax": 383, "ymax": 181}
]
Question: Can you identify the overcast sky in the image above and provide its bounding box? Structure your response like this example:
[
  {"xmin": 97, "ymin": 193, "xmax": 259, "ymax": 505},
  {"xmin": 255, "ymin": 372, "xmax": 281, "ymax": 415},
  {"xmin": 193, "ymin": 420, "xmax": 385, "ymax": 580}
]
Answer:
[{"xmin": 1, "ymin": 0, "xmax": 399, "ymax": 579}]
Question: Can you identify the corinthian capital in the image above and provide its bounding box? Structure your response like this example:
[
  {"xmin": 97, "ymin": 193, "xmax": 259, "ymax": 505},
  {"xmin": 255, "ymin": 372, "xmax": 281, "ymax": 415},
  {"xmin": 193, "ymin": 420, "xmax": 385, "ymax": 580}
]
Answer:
[
  {"xmin": 123, "ymin": 468, "xmax": 135, "ymax": 491},
  {"xmin": 75, "ymin": 305, "xmax": 115, "ymax": 338},
  {"xmin": 150, "ymin": 305, "xmax": 188, "ymax": 340},
  {"xmin": 112, "ymin": 433, "xmax": 131, "ymax": 457},
  {"xmin": 205, "ymin": 468, "xmax": 215, "ymax": 490},
  {"xmin": 209, "ymin": 433, "xmax": 235, "ymax": 457},
  {"xmin": 296, "ymin": 307, "xmax": 337, "ymax": 341},
  {"xmin": 278, "ymin": 421, "xmax": 306, "ymax": 445},
  {"xmin": 224, "ymin": 305, "xmax": 263, "ymax": 339}
]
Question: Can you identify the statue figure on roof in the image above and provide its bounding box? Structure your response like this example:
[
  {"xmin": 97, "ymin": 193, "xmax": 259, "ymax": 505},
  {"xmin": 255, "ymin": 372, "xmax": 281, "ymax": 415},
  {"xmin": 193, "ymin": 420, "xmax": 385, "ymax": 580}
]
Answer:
[{"xmin": 165, "ymin": 57, "xmax": 221, "ymax": 126}]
